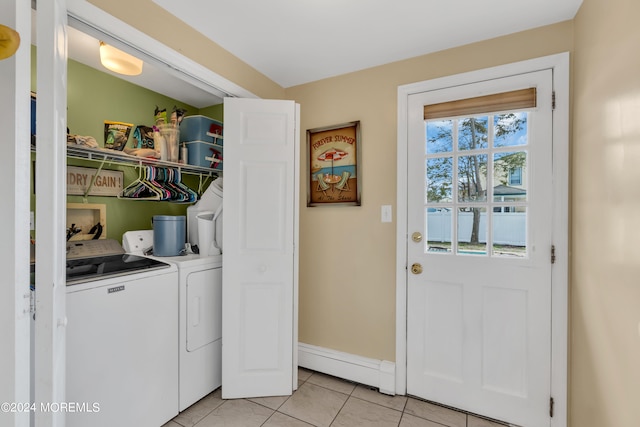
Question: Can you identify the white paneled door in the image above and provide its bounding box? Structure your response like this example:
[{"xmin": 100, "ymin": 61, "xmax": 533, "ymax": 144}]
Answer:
[
  {"xmin": 222, "ymin": 98, "xmax": 299, "ymax": 399},
  {"xmin": 406, "ymin": 70, "xmax": 553, "ymax": 426}
]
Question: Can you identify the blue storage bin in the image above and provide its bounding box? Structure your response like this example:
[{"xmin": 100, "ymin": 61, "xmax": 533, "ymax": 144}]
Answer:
[
  {"xmin": 179, "ymin": 115, "xmax": 223, "ymax": 144},
  {"xmin": 186, "ymin": 141, "xmax": 223, "ymax": 169}
]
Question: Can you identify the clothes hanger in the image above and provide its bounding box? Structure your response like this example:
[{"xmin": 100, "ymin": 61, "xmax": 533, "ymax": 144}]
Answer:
[
  {"xmin": 119, "ymin": 164, "xmax": 144, "ymax": 197},
  {"xmin": 163, "ymin": 168, "xmax": 189, "ymax": 202},
  {"xmin": 118, "ymin": 164, "xmax": 201, "ymax": 203},
  {"xmin": 144, "ymin": 166, "xmax": 170, "ymax": 200},
  {"xmin": 172, "ymin": 168, "xmax": 198, "ymax": 203},
  {"xmin": 119, "ymin": 164, "xmax": 162, "ymax": 200}
]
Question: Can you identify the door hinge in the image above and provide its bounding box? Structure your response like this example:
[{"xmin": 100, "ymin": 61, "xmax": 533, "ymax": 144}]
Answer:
[
  {"xmin": 552, "ymin": 91, "xmax": 556, "ymax": 110},
  {"xmin": 551, "ymin": 245, "xmax": 556, "ymax": 264},
  {"xmin": 550, "ymin": 396, "xmax": 555, "ymax": 418},
  {"xmin": 30, "ymin": 289, "xmax": 35, "ymax": 315}
]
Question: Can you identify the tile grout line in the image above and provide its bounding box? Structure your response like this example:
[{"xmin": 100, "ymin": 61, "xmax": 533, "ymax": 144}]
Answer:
[
  {"xmin": 190, "ymin": 395, "xmax": 225, "ymax": 427},
  {"xmin": 272, "ymin": 410, "xmax": 316, "ymax": 427},
  {"xmin": 179, "ymin": 369, "xmax": 503, "ymax": 427},
  {"xmin": 176, "ymin": 389, "xmax": 224, "ymax": 427},
  {"xmin": 327, "ymin": 394, "xmax": 351, "ymax": 427},
  {"xmin": 309, "ymin": 372, "xmax": 353, "ymax": 427},
  {"xmin": 258, "ymin": 371, "xmax": 316, "ymax": 427}
]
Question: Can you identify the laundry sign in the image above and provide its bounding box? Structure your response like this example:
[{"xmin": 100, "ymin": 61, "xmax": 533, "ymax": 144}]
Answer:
[{"xmin": 67, "ymin": 166, "xmax": 124, "ymax": 197}]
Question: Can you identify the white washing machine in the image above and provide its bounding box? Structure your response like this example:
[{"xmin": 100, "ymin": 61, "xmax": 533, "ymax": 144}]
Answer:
[
  {"xmin": 123, "ymin": 230, "xmax": 223, "ymax": 411},
  {"xmin": 64, "ymin": 239, "xmax": 179, "ymax": 427}
]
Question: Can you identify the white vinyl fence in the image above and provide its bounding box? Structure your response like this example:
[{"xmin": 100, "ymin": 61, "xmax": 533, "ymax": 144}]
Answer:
[{"xmin": 427, "ymin": 211, "xmax": 526, "ymax": 246}]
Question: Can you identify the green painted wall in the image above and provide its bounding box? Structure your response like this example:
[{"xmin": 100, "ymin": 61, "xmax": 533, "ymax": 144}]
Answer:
[
  {"xmin": 198, "ymin": 103, "xmax": 224, "ymax": 122},
  {"xmin": 67, "ymin": 60, "xmax": 196, "ymax": 143},
  {"xmin": 31, "ymin": 46, "xmax": 223, "ymax": 244}
]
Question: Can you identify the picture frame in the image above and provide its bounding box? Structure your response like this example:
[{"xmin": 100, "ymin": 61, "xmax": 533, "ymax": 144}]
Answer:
[{"xmin": 307, "ymin": 121, "xmax": 361, "ymax": 207}]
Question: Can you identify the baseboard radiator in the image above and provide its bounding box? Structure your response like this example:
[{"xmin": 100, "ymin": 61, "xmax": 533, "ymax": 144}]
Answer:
[{"xmin": 298, "ymin": 343, "xmax": 396, "ymax": 395}]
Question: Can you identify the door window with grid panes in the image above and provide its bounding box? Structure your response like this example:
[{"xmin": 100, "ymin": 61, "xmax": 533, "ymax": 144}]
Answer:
[{"xmin": 425, "ymin": 111, "xmax": 529, "ymax": 257}]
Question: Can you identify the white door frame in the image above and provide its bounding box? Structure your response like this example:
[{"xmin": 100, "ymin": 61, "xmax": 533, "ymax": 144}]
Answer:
[
  {"xmin": 35, "ymin": 2, "xmax": 72, "ymax": 426},
  {"xmin": 0, "ymin": 1, "xmax": 31, "ymax": 426},
  {"xmin": 395, "ymin": 53, "xmax": 569, "ymax": 426}
]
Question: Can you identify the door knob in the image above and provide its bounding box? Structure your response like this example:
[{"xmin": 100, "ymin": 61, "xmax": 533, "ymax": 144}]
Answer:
[
  {"xmin": 411, "ymin": 263, "xmax": 423, "ymax": 274},
  {"xmin": 411, "ymin": 232, "xmax": 422, "ymax": 243}
]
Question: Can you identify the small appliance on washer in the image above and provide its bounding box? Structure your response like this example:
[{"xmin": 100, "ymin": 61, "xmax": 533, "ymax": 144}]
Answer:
[
  {"xmin": 122, "ymin": 230, "xmax": 223, "ymax": 411},
  {"xmin": 64, "ymin": 239, "xmax": 179, "ymax": 427}
]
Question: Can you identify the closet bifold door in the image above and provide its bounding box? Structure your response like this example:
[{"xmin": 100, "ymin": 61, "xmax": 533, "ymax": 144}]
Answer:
[{"xmin": 222, "ymin": 98, "xmax": 299, "ymax": 399}]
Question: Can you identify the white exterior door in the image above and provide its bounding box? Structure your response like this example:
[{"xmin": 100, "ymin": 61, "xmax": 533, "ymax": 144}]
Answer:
[
  {"xmin": 222, "ymin": 98, "xmax": 299, "ymax": 399},
  {"xmin": 406, "ymin": 70, "xmax": 553, "ymax": 426}
]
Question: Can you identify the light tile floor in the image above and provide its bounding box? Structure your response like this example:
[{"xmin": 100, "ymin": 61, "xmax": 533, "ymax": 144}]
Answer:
[{"xmin": 164, "ymin": 368, "xmax": 509, "ymax": 427}]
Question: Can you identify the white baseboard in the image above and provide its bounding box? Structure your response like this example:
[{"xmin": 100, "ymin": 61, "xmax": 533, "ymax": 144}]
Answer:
[{"xmin": 298, "ymin": 343, "xmax": 396, "ymax": 395}]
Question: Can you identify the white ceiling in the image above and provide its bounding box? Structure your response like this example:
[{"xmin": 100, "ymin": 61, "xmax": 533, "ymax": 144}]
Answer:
[
  {"xmin": 31, "ymin": 8, "xmax": 224, "ymax": 108},
  {"xmin": 152, "ymin": 0, "xmax": 583, "ymax": 88},
  {"xmin": 56, "ymin": 0, "xmax": 582, "ymax": 108}
]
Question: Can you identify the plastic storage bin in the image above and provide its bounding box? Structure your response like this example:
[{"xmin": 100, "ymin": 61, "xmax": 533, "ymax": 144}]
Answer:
[
  {"xmin": 152, "ymin": 215, "xmax": 186, "ymax": 256},
  {"xmin": 180, "ymin": 115, "xmax": 223, "ymax": 144},
  {"xmin": 186, "ymin": 141, "xmax": 222, "ymax": 169}
]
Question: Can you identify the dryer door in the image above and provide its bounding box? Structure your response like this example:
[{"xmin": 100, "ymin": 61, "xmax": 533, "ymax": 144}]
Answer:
[{"xmin": 187, "ymin": 268, "xmax": 222, "ymax": 351}]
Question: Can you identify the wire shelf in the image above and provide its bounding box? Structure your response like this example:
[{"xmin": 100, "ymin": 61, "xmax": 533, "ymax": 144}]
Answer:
[{"xmin": 65, "ymin": 145, "xmax": 222, "ymax": 177}]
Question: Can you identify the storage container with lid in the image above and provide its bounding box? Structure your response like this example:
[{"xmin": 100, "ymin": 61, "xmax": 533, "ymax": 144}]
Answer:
[
  {"xmin": 186, "ymin": 141, "xmax": 222, "ymax": 169},
  {"xmin": 179, "ymin": 115, "xmax": 223, "ymax": 143}
]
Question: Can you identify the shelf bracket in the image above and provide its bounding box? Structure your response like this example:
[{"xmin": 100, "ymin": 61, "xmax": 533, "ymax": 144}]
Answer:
[
  {"xmin": 198, "ymin": 172, "xmax": 216, "ymax": 195},
  {"xmin": 83, "ymin": 157, "xmax": 107, "ymax": 202}
]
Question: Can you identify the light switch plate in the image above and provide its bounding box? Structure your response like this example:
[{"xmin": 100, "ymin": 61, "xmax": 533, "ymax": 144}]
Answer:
[{"xmin": 381, "ymin": 205, "xmax": 392, "ymax": 223}]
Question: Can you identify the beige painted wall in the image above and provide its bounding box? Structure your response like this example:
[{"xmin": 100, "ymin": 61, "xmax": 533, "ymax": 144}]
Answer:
[
  {"xmin": 572, "ymin": 0, "xmax": 640, "ymax": 425},
  {"xmin": 86, "ymin": 0, "xmax": 574, "ymax": 363},
  {"xmin": 74, "ymin": 2, "xmax": 640, "ymax": 424},
  {"xmin": 286, "ymin": 22, "xmax": 573, "ymax": 361}
]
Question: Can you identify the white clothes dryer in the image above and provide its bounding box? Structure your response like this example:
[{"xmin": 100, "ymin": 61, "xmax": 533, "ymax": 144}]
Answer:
[{"xmin": 123, "ymin": 230, "xmax": 223, "ymax": 411}]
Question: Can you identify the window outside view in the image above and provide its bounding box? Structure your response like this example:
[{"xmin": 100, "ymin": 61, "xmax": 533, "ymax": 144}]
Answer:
[{"xmin": 425, "ymin": 112, "xmax": 529, "ymax": 257}]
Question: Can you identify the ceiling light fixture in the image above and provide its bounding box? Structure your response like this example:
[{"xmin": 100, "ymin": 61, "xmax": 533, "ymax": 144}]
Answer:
[{"xmin": 99, "ymin": 41, "xmax": 143, "ymax": 76}]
